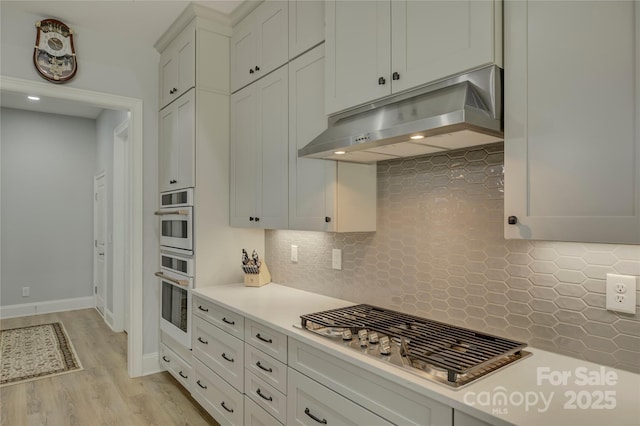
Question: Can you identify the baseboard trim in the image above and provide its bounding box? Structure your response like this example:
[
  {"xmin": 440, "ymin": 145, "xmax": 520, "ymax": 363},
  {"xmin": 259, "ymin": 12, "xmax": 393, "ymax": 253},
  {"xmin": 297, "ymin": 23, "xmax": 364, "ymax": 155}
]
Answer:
[
  {"xmin": 142, "ymin": 352, "xmax": 161, "ymax": 376},
  {"xmin": 0, "ymin": 296, "xmax": 95, "ymax": 319},
  {"xmin": 104, "ymin": 308, "xmax": 115, "ymax": 330}
]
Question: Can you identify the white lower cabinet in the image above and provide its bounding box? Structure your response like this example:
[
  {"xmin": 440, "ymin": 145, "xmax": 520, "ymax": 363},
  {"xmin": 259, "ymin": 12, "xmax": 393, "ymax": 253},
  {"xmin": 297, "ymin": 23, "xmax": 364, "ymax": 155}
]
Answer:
[
  {"xmin": 160, "ymin": 343, "xmax": 191, "ymax": 390},
  {"xmin": 192, "ymin": 315, "xmax": 244, "ymax": 392},
  {"xmin": 288, "ymin": 338, "xmax": 452, "ymax": 426},
  {"xmin": 245, "ymin": 371, "xmax": 287, "ymax": 424},
  {"xmin": 454, "ymin": 409, "xmax": 493, "ymax": 426},
  {"xmin": 287, "ymin": 367, "xmax": 393, "ymax": 426},
  {"xmin": 245, "ymin": 343, "xmax": 288, "ymax": 394},
  {"xmin": 192, "ymin": 357, "xmax": 244, "ymax": 426},
  {"xmin": 245, "ymin": 396, "xmax": 284, "ymax": 426}
]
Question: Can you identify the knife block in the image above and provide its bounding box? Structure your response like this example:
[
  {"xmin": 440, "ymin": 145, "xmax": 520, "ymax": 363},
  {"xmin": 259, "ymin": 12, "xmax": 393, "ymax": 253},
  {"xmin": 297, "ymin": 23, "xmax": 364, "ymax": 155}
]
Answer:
[{"xmin": 244, "ymin": 262, "xmax": 271, "ymax": 287}]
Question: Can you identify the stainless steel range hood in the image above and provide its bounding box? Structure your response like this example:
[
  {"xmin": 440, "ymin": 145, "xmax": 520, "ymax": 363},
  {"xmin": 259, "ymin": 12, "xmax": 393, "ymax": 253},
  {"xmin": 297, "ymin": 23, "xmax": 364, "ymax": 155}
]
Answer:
[{"xmin": 299, "ymin": 65, "xmax": 503, "ymax": 163}]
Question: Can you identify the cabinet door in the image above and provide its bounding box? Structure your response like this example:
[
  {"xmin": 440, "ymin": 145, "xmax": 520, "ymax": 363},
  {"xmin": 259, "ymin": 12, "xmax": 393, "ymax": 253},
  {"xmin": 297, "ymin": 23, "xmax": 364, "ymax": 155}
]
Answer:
[
  {"xmin": 325, "ymin": 0, "xmax": 391, "ymax": 115},
  {"xmin": 391, "ymin": 0, "xmax": 497, "ymax": 93},
  {"xmin": 289, "ymin": 0, "xmax": 325, "ymax": 59},
  {"xmin": 159, "ymin": 49, "xmax": 177, "ymax": 109},
  {"xmin": 256, "ymin": 1, "xmax": 289, "ymax": 80},
  {"xmin": 289, "ymin": 45, "xmax": 338, "ymax": 231},
  {"xmin": 231, "ymin": 16, "xmax": 257, "ymax": 93},
  {"xmin": 159, "ymin": 27, "xmax": 195, "ymax": 109},
  {"xmin": 256, "ymin": 66, "xmax": 289, "ymax": 229},
  {"xmin": 175, "ymin": 27, "xmax": 196, "ymax": 98},
  {"xmin": 504, "ymin": 0, "xmax": 640, "ymax": 243},
  {"xmin": 159, "ymin": 90, "xmax": 195, "ymax": 192},
  {"xmin": 287, "ymin": 368, "xmax": 394, "ymax": 426},
  {"xmin": 230, "ymin": 84, "xmax": 259, "ymax": 227}
]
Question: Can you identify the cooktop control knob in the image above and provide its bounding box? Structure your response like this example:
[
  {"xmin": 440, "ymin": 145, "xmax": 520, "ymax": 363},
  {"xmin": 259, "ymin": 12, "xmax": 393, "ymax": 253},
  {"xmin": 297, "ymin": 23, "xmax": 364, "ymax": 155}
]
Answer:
[
  {"xmin": 358, "ymin": 329, "xmax": 368, "ymax": 346},
  {"xmin": 379, "ymin": 336, "xmax": 391, "ymax": 355},
  {"xmin": 368, "ymin": 332, "xmax": 379, "ymax": 344},
  {"xmin": 342, "ymin": 329, "xmax": 352, "ymax": 341}
]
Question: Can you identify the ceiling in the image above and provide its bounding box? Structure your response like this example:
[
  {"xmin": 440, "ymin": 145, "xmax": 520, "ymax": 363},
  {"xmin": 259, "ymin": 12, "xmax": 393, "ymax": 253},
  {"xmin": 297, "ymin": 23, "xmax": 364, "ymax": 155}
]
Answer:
[{"xmin": 0, "ymin": 1, "xmax": 244, "ymax": 119}]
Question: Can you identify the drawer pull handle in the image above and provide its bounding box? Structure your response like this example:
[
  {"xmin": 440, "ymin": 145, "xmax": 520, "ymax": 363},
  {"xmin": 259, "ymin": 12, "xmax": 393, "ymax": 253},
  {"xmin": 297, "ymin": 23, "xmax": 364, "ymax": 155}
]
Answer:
[
  {"xmin": 196, "ymin": 380, "xmax": 207, "ymax": 389},
  {"xmin": 256, "ymin": 361, "xmax": 273, "ymax": 373},
  {"xmin": 222, "ymin": 317, "xmax": 235, "ymax": 325},
  {"xmin": 256, "ymin": 388, "xmax": 273, "ymax": 402},
  {"xmin": 162, "ymin": 356, "xmax": 170, "ymax": 363},
  {"xmin": 179, "ymin": 371, "xmax": 188, "ymax": 379},
  {"xmin": 305, "ymin": 408, "xmax": 327, "ymax": 424},
  {"xmin": 198, "ymin": 305, "xmax": 209, "ymax": 312},
  {"xmin": 255, "ymin": 333, "xmax": 273, "ymax": 344},
  {"xmin": 197, "ymin": 337, "xmax": 209, "ymax": 345},
  {"xmin": 221, "ymin": 401, "xmax": 234, "ymax": 413},
  {"xmin": 221, "ymin": 353, "xmax": 235, "ymax": 363}
]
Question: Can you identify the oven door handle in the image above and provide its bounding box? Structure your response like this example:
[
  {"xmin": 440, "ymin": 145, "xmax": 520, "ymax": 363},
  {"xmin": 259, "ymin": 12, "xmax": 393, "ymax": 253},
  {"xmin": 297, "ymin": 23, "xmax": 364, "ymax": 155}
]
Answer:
[
  {"xmin": 154, "ymin": 209, "xmax": 190, "ymax": 216},
  {"xmin": 155, "ymin": 272, "xmax": 188, "ymax": 286}
]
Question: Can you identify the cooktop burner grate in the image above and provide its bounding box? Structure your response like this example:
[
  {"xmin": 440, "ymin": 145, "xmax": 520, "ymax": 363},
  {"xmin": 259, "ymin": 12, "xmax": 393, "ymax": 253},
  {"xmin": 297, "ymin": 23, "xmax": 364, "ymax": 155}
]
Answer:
[{"xmin": 301, "ymin": 304, "xmax": 529, "ymax": 387}]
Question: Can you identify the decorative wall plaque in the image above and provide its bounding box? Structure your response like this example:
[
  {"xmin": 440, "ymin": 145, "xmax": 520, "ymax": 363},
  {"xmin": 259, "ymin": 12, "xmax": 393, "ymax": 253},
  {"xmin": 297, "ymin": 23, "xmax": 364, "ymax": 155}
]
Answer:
[{"xmin": 33, "ymin": 19, "xmax": 77, "ymax": 83}]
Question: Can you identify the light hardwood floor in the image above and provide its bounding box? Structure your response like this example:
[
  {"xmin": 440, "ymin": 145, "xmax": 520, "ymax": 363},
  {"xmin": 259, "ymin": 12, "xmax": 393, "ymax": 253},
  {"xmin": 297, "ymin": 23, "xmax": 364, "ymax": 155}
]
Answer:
[{"xmin": 0, "ymin": 308, "xmax": 219, "ymax": 426}]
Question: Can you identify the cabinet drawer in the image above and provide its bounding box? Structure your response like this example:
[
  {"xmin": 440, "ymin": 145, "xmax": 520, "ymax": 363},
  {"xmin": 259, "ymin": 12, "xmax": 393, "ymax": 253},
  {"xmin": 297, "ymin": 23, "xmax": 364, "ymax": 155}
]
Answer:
[
  {"xmin": 160, "ymin": 343, "xmax": 191, "ymax": 390},
  {"xmin": 289, "ymin": 339, "xmax": 452, "ymax": 425},
  {"xmin": 193, "ymin": 296, "xmax": 244, "ymax": 339},
  {"xmin": 245, "ymin": 371, "xmax": 287, "ymax": 424},
  {"xmin": 192, "ymin": 358, "xmax": 244, "ymax": 426},
  {"xmin": 287, "ymin": 368, "xmax": 393, "ymax": 426},
  {"xmin": 245, "ymin": 319, "xmax": 288, "ymax": 363},
  {"xmin": 245, "ymin": 396, "xmax": 284, "ymax": 426},
  {"xmin": 245, "ymin": 343, "xmax": 287, "ymax": 394},
  {"xmin": 193, "ymin": 315, "xmax": 244, "ymax": 392}
]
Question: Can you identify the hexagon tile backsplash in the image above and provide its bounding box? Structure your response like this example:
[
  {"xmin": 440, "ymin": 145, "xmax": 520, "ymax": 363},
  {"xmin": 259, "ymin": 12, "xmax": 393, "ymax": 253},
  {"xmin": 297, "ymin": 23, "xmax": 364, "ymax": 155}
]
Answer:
[{"xmin": 265, "ymin": 143, "xmax": 640, "ymax": 373}]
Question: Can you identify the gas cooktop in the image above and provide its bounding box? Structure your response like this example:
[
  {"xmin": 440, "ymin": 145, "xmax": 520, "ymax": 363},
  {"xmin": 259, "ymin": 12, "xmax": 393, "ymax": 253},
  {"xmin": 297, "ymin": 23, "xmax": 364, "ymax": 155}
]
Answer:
[{"xmin": 300, "ymin": 304, "xmax": 531, "ymax": 389}]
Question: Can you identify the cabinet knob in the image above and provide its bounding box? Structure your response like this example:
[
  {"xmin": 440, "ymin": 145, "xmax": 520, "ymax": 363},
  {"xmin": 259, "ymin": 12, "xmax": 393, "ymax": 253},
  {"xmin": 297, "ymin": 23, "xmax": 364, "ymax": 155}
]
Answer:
[
  {"xmin": 325, "ymin": 216, "xmax": 331, "ymax": 223},
  {"xmin": 169, "ymin": 179, "xmax": 177, "ymax": 184},
  {"xmin": 508, "ymin": 216, "xmax": 518, "ymax": 225},
  {"xmin": 255, "ymin": 65, "xmax": 260, "ymax": 72},
  {"xmin": 378, "ymin": 76, "xmax": 386, "ymax": 85},
  {"xmin": 249, "ymin": 68, "xmax": 254, "ymax": 74},
  {"xmin": 249, "ymin": 217, "xmax": 255, "ymax": 221},
  {"xmin": 392, "ymin": 72, "xmax": 400, "ymax": 80},
  {"xmin": 255, "ymin": 217, "xmax": 260, "ymax": 222}
]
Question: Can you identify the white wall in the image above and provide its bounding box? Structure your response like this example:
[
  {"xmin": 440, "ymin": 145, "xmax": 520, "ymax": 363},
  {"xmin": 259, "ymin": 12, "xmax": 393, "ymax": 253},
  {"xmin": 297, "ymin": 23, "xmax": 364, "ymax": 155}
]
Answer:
[
  {"xmin": 1, "ymin": 107, "xmax": 97, "ymax": 305},
  {"xmin": 96, "ymin": 108, "xmax": 129, "ymax": 313},
  {"xmin": 1, "ymin": 4, "xmax": 160, "ymax": 354}
]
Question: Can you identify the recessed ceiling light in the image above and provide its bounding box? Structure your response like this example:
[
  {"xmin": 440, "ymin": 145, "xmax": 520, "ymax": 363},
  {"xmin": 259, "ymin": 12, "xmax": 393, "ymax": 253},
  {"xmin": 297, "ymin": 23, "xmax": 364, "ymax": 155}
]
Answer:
[
  {"xmin": 27, "ymin": 96, "xmax": 40, "ymax": 101},
  {"xmin": 409, "ymin": 135, "xmax": 424, "ymax": 140},
  {"xmin": 334, "ymin": 151, "xmax": 346, "ymax": 155}
]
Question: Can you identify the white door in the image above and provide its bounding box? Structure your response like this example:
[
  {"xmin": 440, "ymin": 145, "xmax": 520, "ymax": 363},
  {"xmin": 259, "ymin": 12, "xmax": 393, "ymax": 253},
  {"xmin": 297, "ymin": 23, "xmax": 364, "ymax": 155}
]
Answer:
[{"xmin": 94, "ymin": 173, "xmax": 107, "ymax": 315}]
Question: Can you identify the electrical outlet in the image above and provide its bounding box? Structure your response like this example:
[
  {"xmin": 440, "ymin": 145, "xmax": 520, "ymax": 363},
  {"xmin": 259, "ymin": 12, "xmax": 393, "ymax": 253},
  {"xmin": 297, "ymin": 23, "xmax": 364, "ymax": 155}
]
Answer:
[
  {"xmin": 332, "ymin": 249, "xmax": 342, "ymax": 270},
  {"xmin": 606, "ymin": 274, "xmax": 636, "ymax": 314},
  {"xmin": 291, "ymin": 245, "xmax": 298, "ymax": 263},
  {"xmin": 22, "ymin": 287, "xmax": 30, "ymax": 297}
]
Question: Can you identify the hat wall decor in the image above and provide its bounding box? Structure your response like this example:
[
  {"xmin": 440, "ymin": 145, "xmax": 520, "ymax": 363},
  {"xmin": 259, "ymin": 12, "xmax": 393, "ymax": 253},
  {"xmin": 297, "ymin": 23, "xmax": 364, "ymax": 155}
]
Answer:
[{"xmin": 33, "ymin": 19, "xmax": 77, "ymax": 83}]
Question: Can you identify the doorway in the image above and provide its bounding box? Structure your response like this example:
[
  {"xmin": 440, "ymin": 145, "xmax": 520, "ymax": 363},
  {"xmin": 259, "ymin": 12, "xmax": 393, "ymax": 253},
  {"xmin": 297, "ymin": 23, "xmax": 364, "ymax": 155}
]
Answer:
[
  {"xmin": 94, "ymin": 172, "xmax": 107, "ymax": 316},
  {"xmin": 0, "ymin": 75, "xmax": 145, "ymax": 377}
]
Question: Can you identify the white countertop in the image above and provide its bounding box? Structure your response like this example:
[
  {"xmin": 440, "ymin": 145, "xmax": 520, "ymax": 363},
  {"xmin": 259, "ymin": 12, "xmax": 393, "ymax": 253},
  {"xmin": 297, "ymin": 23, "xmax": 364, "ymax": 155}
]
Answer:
[{"xmin": 193, "ymin": 283, "xmax": 640, "ymax": 426}]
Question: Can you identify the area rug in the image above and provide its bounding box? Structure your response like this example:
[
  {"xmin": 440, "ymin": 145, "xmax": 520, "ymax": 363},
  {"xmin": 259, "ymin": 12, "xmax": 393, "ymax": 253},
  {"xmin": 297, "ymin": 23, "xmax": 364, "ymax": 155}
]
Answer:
[{"xmin": 0, "ymin": 322, "xmax": 83, "ymax": 387}]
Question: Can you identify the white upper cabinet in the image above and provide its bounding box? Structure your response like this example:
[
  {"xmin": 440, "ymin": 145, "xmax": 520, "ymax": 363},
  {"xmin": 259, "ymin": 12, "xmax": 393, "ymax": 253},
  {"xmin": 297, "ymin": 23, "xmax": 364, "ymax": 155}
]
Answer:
[
  {"xmin": 289, "ymin": 45, "xmax": 376, "ymax": 232},
  {"xmin": 159, "ymin": 25, "xmax": 196, "ymax": 110},
  {"xmin": 230, "ymin": 66, "xmax": 289, "ymax": 229},
  {"xmin": 325, "ymin": 0, "xmax": 391, "ymax": 115},
  {"xmin": 504, "ymin": 0, "xmax": 640, "ymax": 244},
  {"xmin": 288, "ymin": 0, "xmax": 325, "ymax": 59},
  {"xmin": 231, "ymin": 1, "xmax": 289, "ymax": 93},
  {"xmin": 391, "ymin": 0, "xmax": 498, "ymax": 93},
  {"xmin": 325, "ymin": 0, "xmax": 501, "ymax": 115},
  {"xmin": 159, "ymin": 89, "xmax": 195, "ymax": 192}
]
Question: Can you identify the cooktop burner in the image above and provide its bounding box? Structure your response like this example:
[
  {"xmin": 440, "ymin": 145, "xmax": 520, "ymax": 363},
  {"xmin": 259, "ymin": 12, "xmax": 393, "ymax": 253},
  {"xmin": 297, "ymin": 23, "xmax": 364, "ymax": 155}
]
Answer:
[{"xmin": 300, "ymin": 304, "xmax": 531, "ymax": 389}]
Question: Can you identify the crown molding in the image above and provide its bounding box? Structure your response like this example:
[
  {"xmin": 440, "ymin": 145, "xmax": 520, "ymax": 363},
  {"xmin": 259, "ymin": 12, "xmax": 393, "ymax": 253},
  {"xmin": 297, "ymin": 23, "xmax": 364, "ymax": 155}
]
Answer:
[
  {"xmin": 154, "ymin": 2, "xmax": 232, "ymax": 53},
  {"xmin": 230, "ymin": 0, "xmax": 263, "ymax": 27}
]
